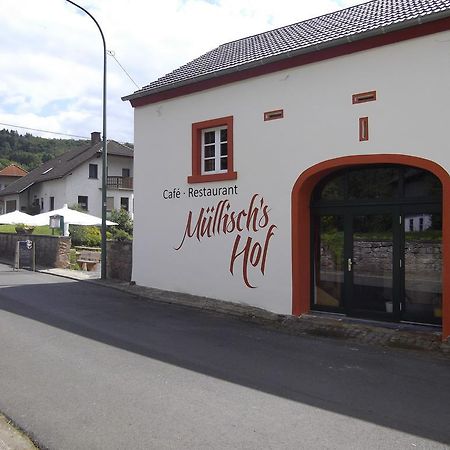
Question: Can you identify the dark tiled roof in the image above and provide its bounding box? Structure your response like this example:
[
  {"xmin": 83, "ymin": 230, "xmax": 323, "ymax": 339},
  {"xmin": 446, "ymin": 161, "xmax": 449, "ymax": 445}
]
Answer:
[
  {"xmin": 124, "ymin": 0, "xmax": 450, "ymax": 100},
  {"xmin": 0, "ymin": 140, "xmax": 133, "ymax": 196}
]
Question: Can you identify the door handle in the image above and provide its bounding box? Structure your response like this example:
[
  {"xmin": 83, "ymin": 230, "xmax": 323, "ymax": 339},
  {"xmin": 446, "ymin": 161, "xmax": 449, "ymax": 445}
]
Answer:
[{"xmin": 347, "ymin": 258, "xmax": 353, "ymax": 272}]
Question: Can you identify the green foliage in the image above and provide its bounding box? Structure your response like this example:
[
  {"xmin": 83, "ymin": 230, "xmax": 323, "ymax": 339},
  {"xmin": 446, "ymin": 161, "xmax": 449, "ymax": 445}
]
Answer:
[
  {"xmin": 321, "ymin": 231, "xmax": 344, "ymax": 267},
  {"xmin": 0, "ymin": 129, "xmax": 90, "ymax": 171},
  {"xmin": 14, "ymin": 223, "xmax": 35, "ymax": 234},
  {"xmin": 68, "ymin": 203, "xmax": 85, "ymax": 212},
  {"xmin": 69, "ymin": 225, "xmax": 102, "ymax": 247},
  {"xmin": 108, "ymin": 208, "xmax": 133, "ymax": 240},
  {"xmin": 113, "ymin": 229, "xmax": 132, "ymax": 241},
  {"xmin": 69, "ymin": 248, "xmax": 81, "ymax": 270}
]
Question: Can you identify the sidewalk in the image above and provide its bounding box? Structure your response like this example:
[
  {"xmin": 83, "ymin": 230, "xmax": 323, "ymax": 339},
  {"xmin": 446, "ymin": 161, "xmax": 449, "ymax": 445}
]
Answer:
[
  {"xmin": 40, "ymin": 267, "xmax": 450, "ymax": 356},
  {"xmin": 0, "ymin": 414, "xmax": 37, "ymax": 450}
]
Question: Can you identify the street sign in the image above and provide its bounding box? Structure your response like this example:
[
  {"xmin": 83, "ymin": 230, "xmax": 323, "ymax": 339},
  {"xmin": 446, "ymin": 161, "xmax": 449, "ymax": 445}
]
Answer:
[{"xmin": 14, "ymin": 240, "xmax": 36, "ymax": 271}]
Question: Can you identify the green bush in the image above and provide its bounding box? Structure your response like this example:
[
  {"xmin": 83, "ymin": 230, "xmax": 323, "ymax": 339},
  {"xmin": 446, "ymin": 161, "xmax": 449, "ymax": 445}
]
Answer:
[
  {"xmin": 108, "ymin": 208, "xmax": 133, "ymax": 240},
  {"xmin": 14, "ymin": 223, "xmax": 35, "ymax": 234},
  {"xmin": 69, "ymin": 225, "xmax": 101, "ymax": 247},
  {"xmin": 113, "ymin": 229, "xmax": 132, "ymax": 241},
  {"xmin": 69, "ymin": 248, "xmax": 80, "ymax": 270}
]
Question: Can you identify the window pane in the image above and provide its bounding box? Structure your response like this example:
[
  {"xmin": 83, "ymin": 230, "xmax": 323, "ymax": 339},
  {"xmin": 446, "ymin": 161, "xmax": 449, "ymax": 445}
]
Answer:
[
  {"xmin": 348, "ymin": 167, "xmax": 398, "ymax": 200},
  {"xmin": 204, "ymin": 131, "xmax": 215, "ymax": 145},
  {"xmin": 220, "ymin": 157, "xmax": 228, "ymax": 171},
  {"xmin": 220, "ymin": 143, "xmax": 227, "ymax": 156},
  {"xmin": 314, "ymin": 215, "xmax": 344, "ymax": 308},
  {"xmin": 204, "ymin": 159, "xmax": 215, "ymax": 172},
  {"xmin": 120, "ymin": 197, "xmax": 129, "ymax": 211},
  {"xmin": 404, "ymin": 168, "xmax": 442, "ymax": 199},
  {"xmin": 220, "ymin": 128, "xmax": 227, "ymax": 142},
  {"xmin": 204, "ymin": 145, "xmax": 215, "ymax": 158},
  {"xmin": 352, "ymin": 214, "xmax": 393, "ymax": 313},
  {"xmin": 320, "ymin": 173, "xmax": 345, "ymax": 200},
  {"xmin": 77, "ymin": 196, "xmax": 88, "ymax": 211},
  {"xmin": 89, "ymin": 164, "xmax": 98, "ymax": 179},
  {"xmin": 106, "ymin": 197, "xmax": 114, "ymax": 212},
  {"xmin": 403, "ymin": 212, "xmax": 442, "ymax": 324}
]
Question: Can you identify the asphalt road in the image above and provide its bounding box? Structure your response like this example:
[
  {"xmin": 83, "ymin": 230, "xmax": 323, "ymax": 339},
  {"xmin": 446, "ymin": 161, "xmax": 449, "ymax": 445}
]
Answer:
[{"xmin": 0, "ymin": 263, "xmax": 449, "ymax": 450}]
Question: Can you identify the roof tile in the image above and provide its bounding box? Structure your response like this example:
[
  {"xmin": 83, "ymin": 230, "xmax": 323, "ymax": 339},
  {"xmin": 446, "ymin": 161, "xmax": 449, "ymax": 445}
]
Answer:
[
  {"xmin": 126, "ymin": 0, "xmax": 450, "ymax": 100},
  {"xmin": 0, "ymin": 164, "xmax": 28, "ymax": 177}
]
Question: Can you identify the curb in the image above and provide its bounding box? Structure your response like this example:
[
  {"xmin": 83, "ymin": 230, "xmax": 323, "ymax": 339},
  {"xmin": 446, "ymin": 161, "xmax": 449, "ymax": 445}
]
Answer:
[
  {"xmin": 0, "ymin": 414, "xmax": 38, "ymax": 450},
  {"xmin": 88, "ymin": 278, "xmax": 450, "ymax": 357},
  {"xmin": 36, "ymin": 268, "xmax": 450, "ymax": 357}
]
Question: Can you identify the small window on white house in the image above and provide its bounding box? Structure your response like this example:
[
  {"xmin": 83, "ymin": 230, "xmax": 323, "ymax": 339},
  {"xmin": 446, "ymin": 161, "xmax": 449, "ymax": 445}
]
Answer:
[
  {"xmin": 106, "ymin": 197, "xmax": 114, "ymax": 212},
  {"xmin": 89, "ymin": 164, "xmax": 98, "ymax": 179},
  {"xmin": 78, "ymin": 196, "xmax": 88, "ymax": 211},
  {"xmin": 6, "ymin": 200, "xmax": 16, "ymax": 213},
  {"xmin": 202, "ymin": 126, "xmax": 228, "ymax": 174},
  {"xmin": 120, "ymin": 197, "xmax": 129, "ymax": 212}
]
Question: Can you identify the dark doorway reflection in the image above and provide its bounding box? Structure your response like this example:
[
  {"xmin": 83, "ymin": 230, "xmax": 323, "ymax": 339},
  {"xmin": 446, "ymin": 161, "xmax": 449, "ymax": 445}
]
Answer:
[{"xmin": 313, "ymin": 215, "xmax": 344, "ymax": 309}]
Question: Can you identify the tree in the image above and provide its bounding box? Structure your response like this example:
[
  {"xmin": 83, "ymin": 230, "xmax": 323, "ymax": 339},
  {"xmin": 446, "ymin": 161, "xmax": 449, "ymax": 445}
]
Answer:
[{"xmin": 108, "ymin": 208, "xmax": 133, "ymax": 240}]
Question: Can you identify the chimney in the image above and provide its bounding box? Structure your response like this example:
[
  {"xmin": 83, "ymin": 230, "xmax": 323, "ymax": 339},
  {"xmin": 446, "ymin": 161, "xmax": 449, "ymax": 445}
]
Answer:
[{"xmin": 91, "ymin": 131, "xmax": 101, "ymax": 144}]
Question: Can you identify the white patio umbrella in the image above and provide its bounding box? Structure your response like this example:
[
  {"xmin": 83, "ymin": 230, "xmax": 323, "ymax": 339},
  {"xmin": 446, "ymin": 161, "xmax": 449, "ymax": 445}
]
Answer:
[
  {"xmin": 33, "ymin": 204, "xmax": 117, "ymax": 236},
  {"xmin": 0, "ymin": 210, "xmax": 42, "ymax": 226}
]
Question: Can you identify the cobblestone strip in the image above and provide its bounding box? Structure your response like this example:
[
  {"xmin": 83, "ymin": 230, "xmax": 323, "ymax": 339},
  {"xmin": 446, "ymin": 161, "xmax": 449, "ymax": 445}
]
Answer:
[{"xmin": 95, "ymin": 279, "xmax": 450, "ymax": 357}]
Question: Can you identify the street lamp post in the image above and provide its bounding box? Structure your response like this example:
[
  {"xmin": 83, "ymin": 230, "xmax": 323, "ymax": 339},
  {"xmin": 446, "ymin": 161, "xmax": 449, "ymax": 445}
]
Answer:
[{"xmin": 66, "ymin": 0, "xmax": 108, "ymax": 279}]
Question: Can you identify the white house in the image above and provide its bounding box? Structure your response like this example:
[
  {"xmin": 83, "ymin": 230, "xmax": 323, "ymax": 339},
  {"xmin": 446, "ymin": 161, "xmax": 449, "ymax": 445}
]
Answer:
[
  {"xmin": 123, "ymin": 0, "xmax": 450, "ymax": 340},
  {"xmin": 0, "ymin": 132, "xmax": 134, "ymax": 219},
  {"xmin": 0, "ymin": 164, "xmax": 28, "ymax": 213}
]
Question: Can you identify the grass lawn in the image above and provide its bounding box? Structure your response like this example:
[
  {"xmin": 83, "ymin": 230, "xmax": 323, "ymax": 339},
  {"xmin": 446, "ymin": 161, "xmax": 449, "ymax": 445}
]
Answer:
[{"xmin": 0, "ymin": 224, "xmax": 59, "ymax": 236}]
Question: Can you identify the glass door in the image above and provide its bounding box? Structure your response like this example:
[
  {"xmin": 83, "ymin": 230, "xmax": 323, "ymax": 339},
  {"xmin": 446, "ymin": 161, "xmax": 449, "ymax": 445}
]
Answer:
[
  {"xmin": 312, "ymin": 215, "xmax": 345, "ymax": 310},
  {"xmin": 402, "ymin": 211, "xmax": 442, "ymax": 325},
  {"xmin": 348, "ymin": 213, "xmax": 397, "ymax": 318}
]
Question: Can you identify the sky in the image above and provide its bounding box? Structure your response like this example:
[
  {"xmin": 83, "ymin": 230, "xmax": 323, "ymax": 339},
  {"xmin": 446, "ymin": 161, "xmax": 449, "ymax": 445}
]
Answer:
[{"xmin": 0, "ymin": 0, "xmax": 363, "ymax": 144}]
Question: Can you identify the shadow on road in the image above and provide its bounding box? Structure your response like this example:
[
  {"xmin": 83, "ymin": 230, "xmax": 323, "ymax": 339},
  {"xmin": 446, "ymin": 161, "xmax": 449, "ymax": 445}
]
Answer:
[{"xmin": 1, "ymin": 267, "xmax": 449, "ymax": 444}]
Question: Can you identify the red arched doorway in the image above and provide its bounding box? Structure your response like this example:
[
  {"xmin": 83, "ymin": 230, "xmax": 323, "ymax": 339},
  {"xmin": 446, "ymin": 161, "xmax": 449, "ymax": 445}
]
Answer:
[{"xmin": 291, "ymin": 154, "xmax": 450, "ymax": 340}]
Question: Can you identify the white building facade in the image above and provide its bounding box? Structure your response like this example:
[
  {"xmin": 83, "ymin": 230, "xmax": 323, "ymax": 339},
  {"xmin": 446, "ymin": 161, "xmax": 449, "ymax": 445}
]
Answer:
[{"xmin": 124, "ymin": 1, "xmax": 450, "ymax": 340}]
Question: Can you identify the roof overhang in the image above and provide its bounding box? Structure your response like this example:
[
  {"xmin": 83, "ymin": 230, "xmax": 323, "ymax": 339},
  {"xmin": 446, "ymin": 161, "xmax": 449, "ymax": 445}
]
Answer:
[{"xmin": 123, "ymin": 12, "xmax": 450, "ymax": 107}]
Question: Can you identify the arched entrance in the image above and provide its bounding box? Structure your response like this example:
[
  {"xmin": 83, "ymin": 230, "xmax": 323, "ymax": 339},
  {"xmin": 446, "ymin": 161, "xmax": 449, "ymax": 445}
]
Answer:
[{"xmin": 291, "ymin": 155, "xmax": 450, "ymax": 339}]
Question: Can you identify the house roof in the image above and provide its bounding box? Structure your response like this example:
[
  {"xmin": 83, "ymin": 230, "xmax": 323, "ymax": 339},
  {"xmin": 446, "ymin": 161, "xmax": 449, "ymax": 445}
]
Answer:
[
  {"xmin": 0, "ymin": 164, "xmax": 28, "ymax": 177},
  {"xmin": 123, "ymin": 0, "xmax": 450, "ymax": 103},
  {"xmin": 0, "ymin": 140, "xmax": 133, "ymax": 197}
]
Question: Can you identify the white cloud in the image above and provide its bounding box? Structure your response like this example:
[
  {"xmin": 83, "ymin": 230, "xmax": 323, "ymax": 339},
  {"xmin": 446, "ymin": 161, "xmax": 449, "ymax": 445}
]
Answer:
[{"xmin": 0, "ymin": 0, "xmax": 363, "ymax": 143}]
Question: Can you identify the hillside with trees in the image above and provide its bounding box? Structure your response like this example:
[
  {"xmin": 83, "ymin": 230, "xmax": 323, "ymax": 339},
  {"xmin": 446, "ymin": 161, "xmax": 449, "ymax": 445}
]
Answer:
[{"xmin": 0, "ymin": 129, "xmax": 91, "ymax": 171}]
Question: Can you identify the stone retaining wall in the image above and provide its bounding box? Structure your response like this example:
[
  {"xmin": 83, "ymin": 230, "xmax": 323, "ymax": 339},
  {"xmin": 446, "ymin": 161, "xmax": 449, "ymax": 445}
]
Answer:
[
  {"xmin": 0, "ymin": 233, "xmax": 71, "ymax": 268},
  {"xmin": 107, "ymin": 240, "xmax": 132, "ymax": 281}
]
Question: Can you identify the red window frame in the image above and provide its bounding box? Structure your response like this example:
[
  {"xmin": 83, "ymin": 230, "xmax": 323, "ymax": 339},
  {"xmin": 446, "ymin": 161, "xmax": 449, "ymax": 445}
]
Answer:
[
  {"xmin": 188, "ymin": 116, "xmax": 237, "ymax": 184},
  {"xmin": 359, "ymin": 117, "xmax": 369, "ymax": 141}
]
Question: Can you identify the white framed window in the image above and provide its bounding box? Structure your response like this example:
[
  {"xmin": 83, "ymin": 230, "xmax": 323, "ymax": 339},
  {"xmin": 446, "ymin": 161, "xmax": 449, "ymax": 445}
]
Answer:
[
  {"xmin": 188, "ymin": 116, "xmax": 236, "ymax": 184},
  {"xmin": 201, "ymin": 126, "xmax": 228, "ymax": 175}
]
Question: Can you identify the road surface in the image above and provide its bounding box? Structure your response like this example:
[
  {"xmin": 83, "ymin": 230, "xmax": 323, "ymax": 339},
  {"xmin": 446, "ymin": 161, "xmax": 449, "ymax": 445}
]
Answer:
[{"xmin": 0, "ymin": 263, "xmax": 449, "ymax": 449}]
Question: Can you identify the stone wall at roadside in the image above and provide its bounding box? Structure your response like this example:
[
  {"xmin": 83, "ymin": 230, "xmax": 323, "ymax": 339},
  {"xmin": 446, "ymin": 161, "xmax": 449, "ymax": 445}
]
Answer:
[
  {"xmin": 0, "ymin": 233, "xmax": 71, "ymax": 268},
  {"xmin": 107, "ymin": 240, "xmax": 132, "ymax": 281}
]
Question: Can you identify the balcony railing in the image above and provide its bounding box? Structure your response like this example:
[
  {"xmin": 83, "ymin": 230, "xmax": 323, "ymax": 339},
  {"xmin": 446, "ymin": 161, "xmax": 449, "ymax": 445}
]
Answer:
[{"xmin": 107, "ymin": 176, "xmax": 133, "ymax": 190}]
